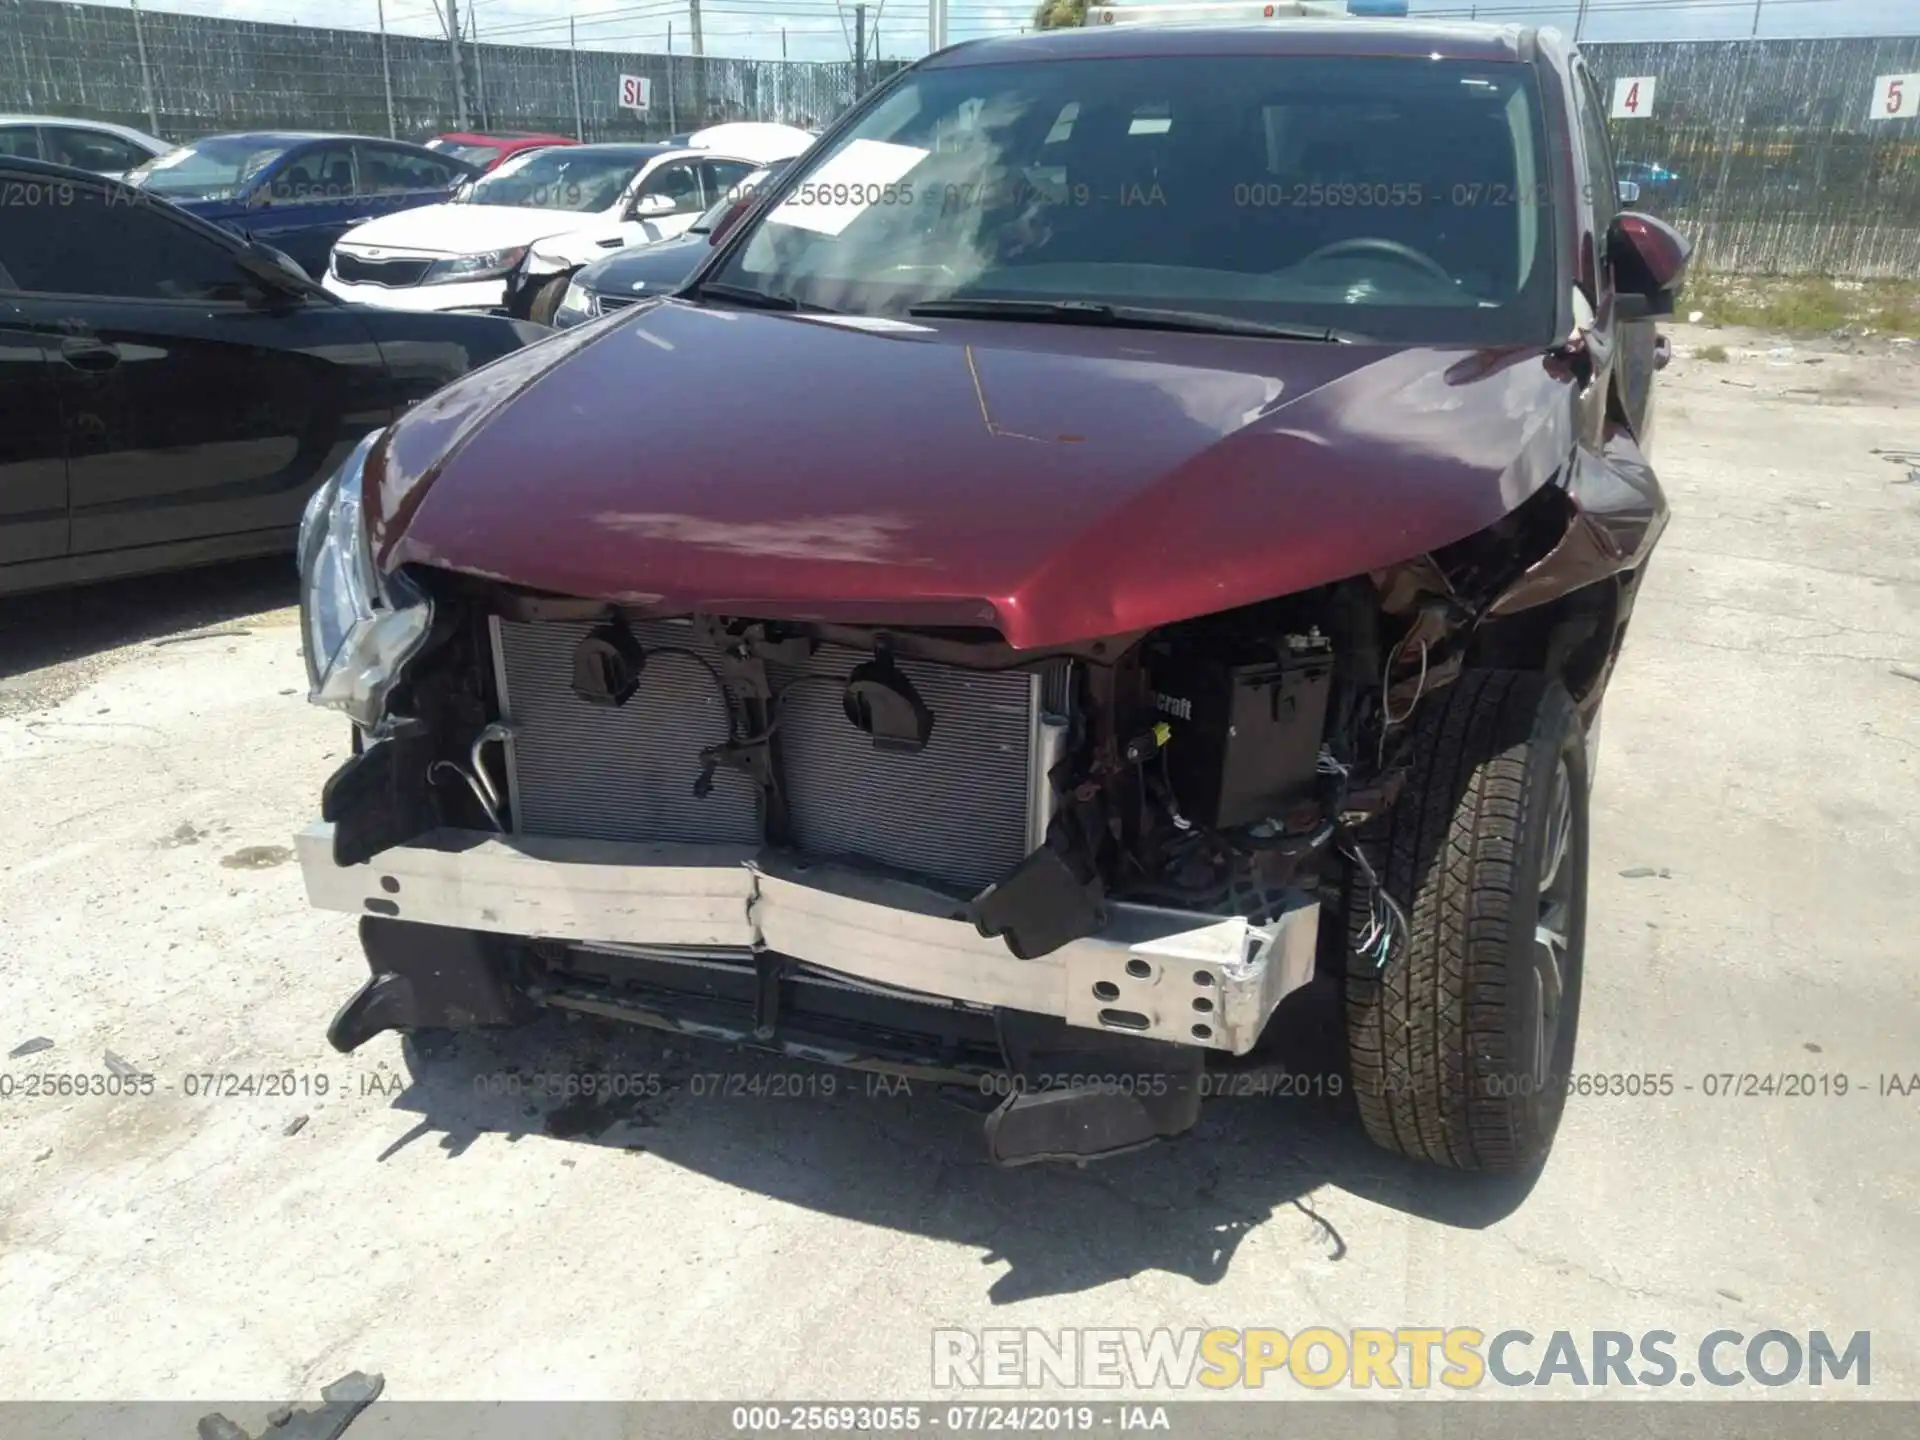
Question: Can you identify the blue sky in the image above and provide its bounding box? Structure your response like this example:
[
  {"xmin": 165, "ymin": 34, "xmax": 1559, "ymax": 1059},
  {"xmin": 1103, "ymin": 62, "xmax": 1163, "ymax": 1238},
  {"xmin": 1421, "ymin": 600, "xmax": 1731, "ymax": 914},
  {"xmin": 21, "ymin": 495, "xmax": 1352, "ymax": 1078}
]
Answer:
[{"xmin": 95, "ymin": 0, "xmax": 1920, "ymax": 66}]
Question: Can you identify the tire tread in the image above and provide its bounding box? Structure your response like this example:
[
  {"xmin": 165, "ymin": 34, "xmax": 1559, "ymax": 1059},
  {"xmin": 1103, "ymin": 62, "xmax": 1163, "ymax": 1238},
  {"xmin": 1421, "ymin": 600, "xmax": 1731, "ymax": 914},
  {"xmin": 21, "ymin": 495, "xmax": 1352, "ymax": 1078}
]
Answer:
[{"xmin": 1345, "ymin": 669, "xmax": 1579, "ymax": 1171}]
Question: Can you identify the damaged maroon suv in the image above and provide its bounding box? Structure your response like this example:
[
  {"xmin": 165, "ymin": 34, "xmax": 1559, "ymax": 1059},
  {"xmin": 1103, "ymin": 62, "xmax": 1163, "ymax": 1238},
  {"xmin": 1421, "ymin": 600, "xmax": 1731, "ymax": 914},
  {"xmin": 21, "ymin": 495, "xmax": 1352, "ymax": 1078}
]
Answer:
[{"xmin": 294, "ymin": 20, "xmax": 1688, "ymax": 1172}]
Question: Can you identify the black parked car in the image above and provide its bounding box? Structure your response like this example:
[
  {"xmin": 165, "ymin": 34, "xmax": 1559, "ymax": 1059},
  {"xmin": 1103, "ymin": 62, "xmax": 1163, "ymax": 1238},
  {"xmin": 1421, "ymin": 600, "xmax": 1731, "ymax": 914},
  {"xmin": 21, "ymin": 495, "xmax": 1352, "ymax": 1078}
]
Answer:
[
  {"xmin": 0, "ymin": 157, "xmax": 550, "ymax": 596},
  {"xmin": 550, "ymin": 160, "xmax": 792, "ymax": 329}
]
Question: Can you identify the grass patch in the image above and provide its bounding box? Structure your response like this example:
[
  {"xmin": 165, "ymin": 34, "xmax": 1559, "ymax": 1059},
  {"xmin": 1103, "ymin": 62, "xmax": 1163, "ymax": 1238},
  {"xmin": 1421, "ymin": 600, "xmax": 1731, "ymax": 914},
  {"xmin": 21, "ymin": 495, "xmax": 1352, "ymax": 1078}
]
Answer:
[
  {"xmin": 1697, "ymin": 343, "xmax": 1729, "ymax": 362},
  {"xmin": 1684, "ymin": 272, "xmax": 1920, "ymax": 337}
]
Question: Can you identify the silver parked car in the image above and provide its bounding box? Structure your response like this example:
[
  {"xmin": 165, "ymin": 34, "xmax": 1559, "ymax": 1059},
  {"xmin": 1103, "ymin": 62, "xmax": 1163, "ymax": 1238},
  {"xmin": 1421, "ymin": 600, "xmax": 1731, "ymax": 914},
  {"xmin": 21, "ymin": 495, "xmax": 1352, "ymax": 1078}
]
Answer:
[{"xmin": 0, "ymin": 114, "xmax": 173, "ymax": 177}]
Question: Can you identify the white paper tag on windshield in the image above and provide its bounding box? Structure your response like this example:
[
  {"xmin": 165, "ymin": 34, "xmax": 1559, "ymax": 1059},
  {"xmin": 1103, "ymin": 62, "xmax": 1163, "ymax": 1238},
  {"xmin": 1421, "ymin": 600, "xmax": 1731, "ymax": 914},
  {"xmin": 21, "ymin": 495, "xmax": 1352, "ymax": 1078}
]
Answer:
[
  {"xmin": 797, "ymin": 314, "xmax": 934, "ymax": 333},
  {"xmin": 766, "ymin": 138, "xmax": 927, "ymax": 237}
]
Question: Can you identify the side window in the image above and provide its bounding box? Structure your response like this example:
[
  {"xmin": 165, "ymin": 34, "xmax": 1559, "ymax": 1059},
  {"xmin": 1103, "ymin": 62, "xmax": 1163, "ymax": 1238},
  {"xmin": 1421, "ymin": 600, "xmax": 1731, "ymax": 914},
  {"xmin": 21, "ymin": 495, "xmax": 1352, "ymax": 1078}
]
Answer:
[
  {"xmin": 0, "ymin": 127, "xmax": 42, "ymax": 160},
  {"xmin": 1574, "ymin": 64, "xmax": 1618, "ymax": 229},
  {"xmin": 701, "ymin": 159, "xmax": 756, "ymax": 205},
  {"xmin": 262, "ymin": 146, "xmax": 355, "ymax": 204},
  {"xmin": 637, "ymin": 159, "xmax": 704, "ymax": 215},
  {"xmin": 45, "ymin": 127, "xmax": 149, "ymax": 173},
  {"xmin": 0, "ymin": 179, "xmax": 249, "ymax": 302},
  {"xmin": 354, "ymin": 144, "xmax": 462, "ymax": 195}
]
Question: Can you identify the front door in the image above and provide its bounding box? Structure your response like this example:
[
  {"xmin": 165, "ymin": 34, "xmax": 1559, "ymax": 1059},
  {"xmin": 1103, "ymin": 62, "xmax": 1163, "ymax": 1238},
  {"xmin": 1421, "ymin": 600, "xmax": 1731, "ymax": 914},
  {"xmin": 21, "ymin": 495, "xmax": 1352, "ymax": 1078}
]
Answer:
[
  {"xmin": 0, "ymin": 177, "xmax": 389, "ymax": 557},
  {"xmin": 622, "ymin": 155, "xmax": 712, "ymax": 247},
  {"xmin": 1573, "ymin": 58, "xmax": 1658, "ymax": 448},
  {"xmin": 0, "ymin": 286, "xmax": 68, "ymax": 569}
]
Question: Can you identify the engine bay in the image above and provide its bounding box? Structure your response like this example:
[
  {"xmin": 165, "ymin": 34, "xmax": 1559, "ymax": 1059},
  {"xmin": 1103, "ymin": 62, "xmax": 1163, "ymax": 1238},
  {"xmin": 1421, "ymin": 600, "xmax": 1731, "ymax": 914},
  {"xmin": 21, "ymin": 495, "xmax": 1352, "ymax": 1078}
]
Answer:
[{"xmin": 336, "ymin": 567, "xmax": 1513, "ymax": 973}]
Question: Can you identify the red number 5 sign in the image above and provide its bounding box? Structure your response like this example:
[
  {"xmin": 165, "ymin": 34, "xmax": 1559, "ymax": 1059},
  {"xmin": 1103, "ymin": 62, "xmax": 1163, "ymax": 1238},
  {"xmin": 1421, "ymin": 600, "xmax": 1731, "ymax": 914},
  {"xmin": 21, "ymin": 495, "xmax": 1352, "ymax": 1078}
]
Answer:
[
  {"xmin": 1610, "ymin": 76, "xmax": 1656, "ymax": 119},
  {"xmin": 1869, "ymin": 73, "xmax": 1919, "ymax": 120}
]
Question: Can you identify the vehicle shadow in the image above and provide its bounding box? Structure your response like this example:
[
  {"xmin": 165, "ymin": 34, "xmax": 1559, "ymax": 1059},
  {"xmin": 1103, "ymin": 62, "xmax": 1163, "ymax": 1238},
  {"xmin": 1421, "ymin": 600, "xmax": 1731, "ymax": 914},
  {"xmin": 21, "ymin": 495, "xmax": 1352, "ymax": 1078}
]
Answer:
[
  {"xmin": 0, "ymin": 557, "xmax": 298, "ymax": 681},
  {"xmin": 376, "ymin": 974, "xmax": 1543, "ymax": 1303}
]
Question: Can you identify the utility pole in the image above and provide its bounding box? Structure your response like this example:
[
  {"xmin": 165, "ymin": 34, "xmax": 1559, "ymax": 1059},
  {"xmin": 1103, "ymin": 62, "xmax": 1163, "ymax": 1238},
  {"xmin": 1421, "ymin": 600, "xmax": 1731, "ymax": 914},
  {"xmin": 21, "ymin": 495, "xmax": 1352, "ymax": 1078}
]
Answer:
[
  {"xmin": 667, "ymin": 22, "xmax": 679, "ymax": 132},
  {"xmin": 854, "ymin": 2, "xmax": 867, "ymax": 93},
  {"xmin": 443, "ymin": 0, "xmax": 470, "ymax": 129},
  {"xmin": 928, "ymin": 0, "xmax": 945, "ymax": 54},
  {"xmin": 128, "ymin": 0, "xmax": 159, "ymax": 137},
  {"xmin": 1571, "ymin": 0, "xmax": 1589, "ymax": 42},
  {"xmin": 468, "ymin": 4, "xmax": 490, "ymax": 132},
  {"xmin": 568, "ymin": 15, "xmax": 584, "ymax": 140},
  {"xmin": 781, "ymin": 27, "xmax": 787, "ymax": 58},
  {"xmin": 377, "ymin": 0, "xmax": 397, "ymax": 137},
  {"xmin": 688, "ymin": 0, "xmax": 705, "ymax": 126}
]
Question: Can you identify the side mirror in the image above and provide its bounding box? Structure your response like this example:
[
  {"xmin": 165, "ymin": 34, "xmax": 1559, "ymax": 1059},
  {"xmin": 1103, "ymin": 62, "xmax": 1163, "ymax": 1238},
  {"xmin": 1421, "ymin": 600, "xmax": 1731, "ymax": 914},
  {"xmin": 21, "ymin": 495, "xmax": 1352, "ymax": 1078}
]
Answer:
[
  {"xmin": 708, "ymin": 194, "xmax": 756, "ymax": 245},
  {"xmin": 237, "ymin": 241, "xmax": 324, "ymax": 301},
  {"xmin": 1617, "ymin": 178, "xmax": 1642, "ymax": 207},
  {"xmin": 1606, "ymin": 211, "xmax": 1690, "ymax": 322},
  {"xmin": 632, "ymin": 192, "xmax": 677, "ymax": 219}
]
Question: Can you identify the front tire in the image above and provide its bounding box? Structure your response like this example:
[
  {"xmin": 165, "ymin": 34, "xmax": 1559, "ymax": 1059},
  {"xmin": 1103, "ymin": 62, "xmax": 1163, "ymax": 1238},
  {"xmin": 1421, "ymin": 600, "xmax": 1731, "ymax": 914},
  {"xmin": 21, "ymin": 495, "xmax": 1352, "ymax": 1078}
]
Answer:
[
  {"xmin": 1344, "ymin": 670, "xmax": 1588, "ymax": 1173},
  {"xmin": 526, "ymin": 274, "xmax": 570, "ymax": 326}
]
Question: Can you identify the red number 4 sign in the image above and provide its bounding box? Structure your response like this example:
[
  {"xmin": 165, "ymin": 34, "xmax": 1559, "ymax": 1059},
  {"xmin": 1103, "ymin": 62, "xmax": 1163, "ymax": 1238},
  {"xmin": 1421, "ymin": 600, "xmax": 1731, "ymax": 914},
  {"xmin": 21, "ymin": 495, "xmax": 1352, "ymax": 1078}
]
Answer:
[{"xmin": 1610, "ymin": 76, "xmax": 1657, "ymax": 119}]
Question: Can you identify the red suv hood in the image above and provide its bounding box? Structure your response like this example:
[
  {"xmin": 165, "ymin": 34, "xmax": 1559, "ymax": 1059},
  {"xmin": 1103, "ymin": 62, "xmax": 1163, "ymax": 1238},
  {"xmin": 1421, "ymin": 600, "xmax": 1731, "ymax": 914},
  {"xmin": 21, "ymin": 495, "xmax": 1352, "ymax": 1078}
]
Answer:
[{"xmin": 371, "ymin": 300, "xmax": 1574, "ymax": 649}]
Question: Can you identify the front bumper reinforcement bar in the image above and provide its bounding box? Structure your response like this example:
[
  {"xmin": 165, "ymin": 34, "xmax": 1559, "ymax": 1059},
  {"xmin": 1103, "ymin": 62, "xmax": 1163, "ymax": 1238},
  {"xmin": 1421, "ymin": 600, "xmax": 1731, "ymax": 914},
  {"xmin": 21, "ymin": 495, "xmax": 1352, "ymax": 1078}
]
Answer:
[{"xmin": 295, "ymin": 822, "xmax": 1319, "ymax": 1055}]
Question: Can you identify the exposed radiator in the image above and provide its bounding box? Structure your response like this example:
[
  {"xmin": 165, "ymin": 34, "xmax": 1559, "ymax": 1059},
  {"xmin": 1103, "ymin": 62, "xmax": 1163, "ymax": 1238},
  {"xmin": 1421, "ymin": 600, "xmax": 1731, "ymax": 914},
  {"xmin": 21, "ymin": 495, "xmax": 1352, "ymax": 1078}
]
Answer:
[
  {"xmin": 491, "ymin": 617, "xmax": 1068, "ymax": 894},
  {"xmin": 492, "ymin": 618, "xmax": 760, "ymax": 847}
]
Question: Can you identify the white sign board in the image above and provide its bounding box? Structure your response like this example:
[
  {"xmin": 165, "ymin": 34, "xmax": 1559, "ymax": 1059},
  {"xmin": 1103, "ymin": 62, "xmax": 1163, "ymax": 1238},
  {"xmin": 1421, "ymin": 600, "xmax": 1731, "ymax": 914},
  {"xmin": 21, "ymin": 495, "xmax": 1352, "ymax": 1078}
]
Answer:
[
  {"xmin": 617, "ymin": 74, "xmax": 653, "ymax": 113},
  {"xmin": 1868, "ymin": 72, "xmax": 1919, "ymax": 120},
  {"xmin": 1610, "ymin": 76, "xmax": 1656, "ymax": 119}
]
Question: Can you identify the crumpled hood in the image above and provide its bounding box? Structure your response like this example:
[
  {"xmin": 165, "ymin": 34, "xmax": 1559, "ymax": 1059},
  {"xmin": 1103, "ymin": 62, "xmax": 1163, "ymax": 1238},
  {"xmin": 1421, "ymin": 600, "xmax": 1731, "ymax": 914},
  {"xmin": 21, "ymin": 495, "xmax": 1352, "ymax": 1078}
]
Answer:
[
  {"xmin": 337, "ymin": 202, "xmax": 611, "ymax": 255},
  {"xmin": 369, "ymin": 301, "xmax": 1576, "ymax": 649}
]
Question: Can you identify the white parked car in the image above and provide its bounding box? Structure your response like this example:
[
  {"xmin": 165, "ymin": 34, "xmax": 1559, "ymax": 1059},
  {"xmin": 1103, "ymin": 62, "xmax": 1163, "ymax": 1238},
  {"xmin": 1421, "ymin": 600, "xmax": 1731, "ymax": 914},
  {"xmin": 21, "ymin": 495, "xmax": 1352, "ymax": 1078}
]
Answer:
[
  {"xmin": 323, "ymin": 122, "xmax": 814, "ymax": 321},
  {"xmin": 0, "ymin": 114, "xmax": 172, "ymax": 178}
]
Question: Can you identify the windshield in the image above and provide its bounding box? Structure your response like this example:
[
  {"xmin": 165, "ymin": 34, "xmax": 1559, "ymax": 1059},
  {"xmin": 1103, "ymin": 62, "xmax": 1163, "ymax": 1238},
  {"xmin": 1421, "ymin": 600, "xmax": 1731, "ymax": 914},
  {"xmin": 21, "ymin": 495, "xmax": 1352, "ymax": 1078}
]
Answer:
[
  {"xmin": 465, "ymin": 148, "xmax": 644, "ymax": 212},
  {"xmin": 715, "ymin": 56, "xmax": 1558, "ymax": 344},
  {"xmin": 126, "ymin": 138, "xmax": 289, "ymax": 199},
  {"xmin": 429, "ymin": 140, "xmax": 504, "ymax": 169}
]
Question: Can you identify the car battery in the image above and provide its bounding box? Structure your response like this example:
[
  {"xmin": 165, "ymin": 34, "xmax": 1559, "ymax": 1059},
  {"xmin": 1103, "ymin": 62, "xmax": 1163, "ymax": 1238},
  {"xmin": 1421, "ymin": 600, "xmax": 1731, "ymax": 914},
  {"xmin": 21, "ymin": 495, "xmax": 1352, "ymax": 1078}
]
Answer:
[{"xmin": 1150, "ymin": 633, "xmax": 1334, "ymax": 830}]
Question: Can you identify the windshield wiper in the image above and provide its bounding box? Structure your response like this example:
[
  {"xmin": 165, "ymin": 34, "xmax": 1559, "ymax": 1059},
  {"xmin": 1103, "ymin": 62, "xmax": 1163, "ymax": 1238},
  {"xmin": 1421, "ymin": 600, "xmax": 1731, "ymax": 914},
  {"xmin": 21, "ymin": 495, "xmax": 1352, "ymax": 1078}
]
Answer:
[
  {"xmin": 687, "ymin": 280, "xmax": 836, "ymax": 314},
  {"xmin": 905, "ymin": 298, "xmax": 1353, "ymax": 343}
]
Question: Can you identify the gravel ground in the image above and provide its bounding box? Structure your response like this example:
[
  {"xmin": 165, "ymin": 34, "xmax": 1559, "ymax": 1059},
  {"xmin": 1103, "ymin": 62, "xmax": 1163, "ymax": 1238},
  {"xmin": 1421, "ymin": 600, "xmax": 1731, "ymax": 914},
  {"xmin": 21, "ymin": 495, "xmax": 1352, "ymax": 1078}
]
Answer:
[{"xmin": 1, "ymin": 328, "xmax": 1916, "ymax": 1412}]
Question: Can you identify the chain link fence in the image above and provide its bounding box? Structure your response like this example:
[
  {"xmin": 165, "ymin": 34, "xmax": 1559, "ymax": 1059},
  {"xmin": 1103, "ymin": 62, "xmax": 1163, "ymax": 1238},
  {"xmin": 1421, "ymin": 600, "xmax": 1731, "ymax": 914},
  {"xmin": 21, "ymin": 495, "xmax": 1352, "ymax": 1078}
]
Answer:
[
  {"xmin": 1585, "ymin": 36, "xmax": 1920, "ymax": 278},
  {"xmin": 0, "ymin": 0, "xmax": 902, "ymax": 143},
  {"xmin": 3, "ymin": 1, "xmax": 1917, "ymax": 276}
]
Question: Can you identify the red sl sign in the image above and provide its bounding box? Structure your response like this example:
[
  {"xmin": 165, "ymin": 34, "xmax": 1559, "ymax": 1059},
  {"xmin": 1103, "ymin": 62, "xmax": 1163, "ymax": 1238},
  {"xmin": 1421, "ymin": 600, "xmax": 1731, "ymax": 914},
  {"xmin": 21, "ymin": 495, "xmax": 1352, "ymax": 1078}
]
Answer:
[{"xmin": 618, "ymin": 74, "xmax": 652, "ymax": 113}]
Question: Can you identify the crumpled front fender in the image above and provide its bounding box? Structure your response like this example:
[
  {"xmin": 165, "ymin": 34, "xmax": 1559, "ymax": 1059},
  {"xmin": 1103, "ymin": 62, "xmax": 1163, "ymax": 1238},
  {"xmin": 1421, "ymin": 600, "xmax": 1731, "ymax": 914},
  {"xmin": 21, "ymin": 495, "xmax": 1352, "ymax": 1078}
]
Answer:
[
  {"xmin": 526, "ymin": 233, "xmax": 618, "ymax": 275},
  {"xmin": 1487, "ymin": 424, "xmax": 1668, "ymax": 618}
]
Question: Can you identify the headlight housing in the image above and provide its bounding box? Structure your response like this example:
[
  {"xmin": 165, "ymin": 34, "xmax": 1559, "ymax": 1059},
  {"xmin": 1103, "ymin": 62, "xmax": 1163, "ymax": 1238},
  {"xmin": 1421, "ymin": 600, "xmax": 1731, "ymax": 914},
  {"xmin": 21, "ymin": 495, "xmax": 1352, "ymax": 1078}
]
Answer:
[
  {"xmin": 420, "ymin": 245, "xmax": 528, "ymax": 285},
  {"xmin": 553, "ymin": 277, "xmax": 594, "ymax": 327},
  {"xmin": 298, "ymin": 430, "xmax": 433, "ymax": 730}
]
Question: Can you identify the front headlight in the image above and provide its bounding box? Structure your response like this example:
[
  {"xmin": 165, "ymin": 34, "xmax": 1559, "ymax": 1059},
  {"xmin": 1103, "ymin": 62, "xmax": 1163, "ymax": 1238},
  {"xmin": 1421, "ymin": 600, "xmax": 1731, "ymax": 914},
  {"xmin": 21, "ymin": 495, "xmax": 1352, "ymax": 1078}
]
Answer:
[
  {"xmin": 420, "ymin": 245, "xmax": 529, "ymax": 285},
  {"xmin": 298, "ymin": 430, "xmax": 433, "ymax": 730},
  {"xmin": 553, "ymin": 278, "xmax": 594, "ymax": 327}
]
